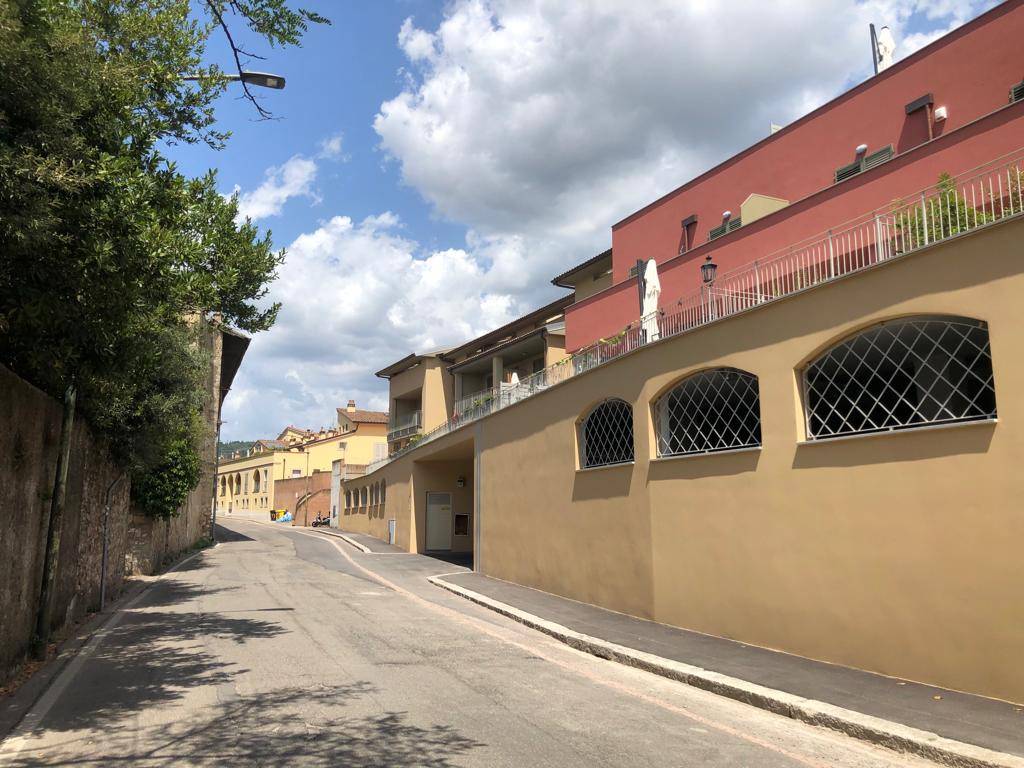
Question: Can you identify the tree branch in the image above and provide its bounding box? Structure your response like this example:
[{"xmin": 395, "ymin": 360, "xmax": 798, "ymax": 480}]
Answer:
[{"xmin": 203, "ymin": 0, "xmax": 274, "ymax": 120}]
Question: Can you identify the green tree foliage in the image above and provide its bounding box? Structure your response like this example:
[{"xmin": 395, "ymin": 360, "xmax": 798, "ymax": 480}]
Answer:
[{"xmin": 0, "ymin": 0, "xmax": 327, "ymax": 517}]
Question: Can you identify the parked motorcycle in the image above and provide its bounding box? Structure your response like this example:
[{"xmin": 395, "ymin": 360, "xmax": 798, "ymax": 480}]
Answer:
[{"xmin": 311, "ymin": 513, "xmax": 330, "ymax": 528}]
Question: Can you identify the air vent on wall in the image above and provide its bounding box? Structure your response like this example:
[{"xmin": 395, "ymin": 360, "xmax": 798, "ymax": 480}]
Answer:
[
  {"xmin": 834, "ymin": 144, "xmax": 894, "ymax": 184},
  {"xmin": 1011, "ymin": 81, "xmax": 1024, "ymax": 103},
  {"xmin": 707, "ymin": 218, "xmax": 742, "ymax": 242}
]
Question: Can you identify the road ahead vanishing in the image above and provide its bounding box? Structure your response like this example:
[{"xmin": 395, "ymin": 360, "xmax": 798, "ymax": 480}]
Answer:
[{"xmin": 0, "ymin": 520, "xmax": 941, "ymax": 767}]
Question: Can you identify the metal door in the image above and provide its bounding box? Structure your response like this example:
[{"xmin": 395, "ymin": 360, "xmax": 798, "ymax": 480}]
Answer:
[
  {"xmin": 425, "ymin": 492, "xmax": 453, "ymax": 551},
  {"xmin": 387, "ymin": 518, "xmax": 397, "ymax": 545}
]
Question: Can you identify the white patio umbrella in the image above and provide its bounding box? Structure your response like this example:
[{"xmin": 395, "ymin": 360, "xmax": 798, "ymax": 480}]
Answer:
[{"xmin": 640, "ymin": 259, "xmax": 661, "ymax": 342}]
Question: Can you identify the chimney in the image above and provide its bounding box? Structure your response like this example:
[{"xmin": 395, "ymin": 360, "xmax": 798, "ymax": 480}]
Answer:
[{"xmin": 347, "ymin": 399, "xmax": 356, "ymax": 413}]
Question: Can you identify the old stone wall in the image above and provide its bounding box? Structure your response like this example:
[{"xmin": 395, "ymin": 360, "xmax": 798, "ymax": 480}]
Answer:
[
  {"xmin": 0, "ymin": 365, "xmax": 130, "ymax": 682},
  {"xmin": 126, "ymin": 319, "xmax": 222, "ymax": 574}
]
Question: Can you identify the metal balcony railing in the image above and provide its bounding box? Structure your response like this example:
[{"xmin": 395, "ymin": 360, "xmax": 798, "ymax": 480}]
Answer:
[
  {"xmin": 361, "ymin": 149, "xmax": 1024, "ymax": 475},
  {"xmin": 387, "ymin": 411, "xmax": 422, "ymax": 441}
]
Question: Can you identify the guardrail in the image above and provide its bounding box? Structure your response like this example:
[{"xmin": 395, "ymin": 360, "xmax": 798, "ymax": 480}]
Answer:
[
  {"xmin": 387, "ymin": 411, "xmax": 422, "ymax": 441},
  {"xmin": 362, "ymin": 149, "xmax": 1024, "ymax": 475}
]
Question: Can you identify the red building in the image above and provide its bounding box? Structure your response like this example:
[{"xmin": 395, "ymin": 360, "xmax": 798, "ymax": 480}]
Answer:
[{"xmin": 563, "ymin": 0, "xmax": 1024, "ymax": 351}]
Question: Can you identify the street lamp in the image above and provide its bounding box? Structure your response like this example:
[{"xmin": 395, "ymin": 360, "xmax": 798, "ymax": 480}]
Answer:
[
  {"xmin": 181, "ymin": 70, "xmax": 286, "ymax": 89},
  {"xmin": 700, "ymin": 254, "xmax": 718, "ymax": 285},
  {"xmin": 700, "ymin": 254, "xmax": 718, "ymax": 323}
]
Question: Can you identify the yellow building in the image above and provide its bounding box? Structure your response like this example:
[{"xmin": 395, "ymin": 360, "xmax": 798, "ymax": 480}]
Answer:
[
  {"xmin": 344, "ymin": 211, "xmax": 1024, "ymax": 705},
  {"xmin": 217, "ymin": 400, "xmax": 387, "ymax": 521},
  {"xmin": 376, "ymin": 296, "xmax": 572, "ymax": 454}
]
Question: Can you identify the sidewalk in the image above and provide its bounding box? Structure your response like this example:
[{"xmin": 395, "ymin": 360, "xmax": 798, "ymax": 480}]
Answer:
[{"xmin": 433, "ymin": 571, "xmax": 1024, "ymax": 766}]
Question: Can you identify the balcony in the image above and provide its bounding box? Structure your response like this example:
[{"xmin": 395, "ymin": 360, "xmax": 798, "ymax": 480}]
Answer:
[
  {"xmin": 387, "ymin": 410, "xmax": 422, "ymax": 442},
  {"xmin": 362, "ymin": 148, "xmax": 1024, "ymax": 475}
]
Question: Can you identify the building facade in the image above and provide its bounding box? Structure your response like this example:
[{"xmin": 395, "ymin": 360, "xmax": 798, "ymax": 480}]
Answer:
[
  {"xmin": 341, "ymin": 3, "xmax": 1024, "ymax": 704},
  {"xmin": 217, "ymin": 400, "xmax": 386, "ymax": 521}
]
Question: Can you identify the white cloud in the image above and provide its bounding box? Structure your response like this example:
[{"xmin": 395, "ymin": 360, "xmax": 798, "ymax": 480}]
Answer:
[
  {"xmin": 318, "ymin": 133, "xmax": 347, "ymax": 160},
  {"xmin": 219, "ymin": 212, "xmax": 537, "ymax": 439},
  {"xmin": 234, "ymin": 154, "xmax": 318, "ymax": 222},
  {"xmin": 222, "ymin": 1, "xmax": 994, "ymax": 438},
  {"xmin": 375, "ymin": 0, "xmax": 993, "ymax": 265}
]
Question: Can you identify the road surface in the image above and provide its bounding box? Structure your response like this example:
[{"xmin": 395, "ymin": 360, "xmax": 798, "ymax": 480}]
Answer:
[{"xmin": 0, "ymin": 519, "xmax": 940, "ymax": 767}]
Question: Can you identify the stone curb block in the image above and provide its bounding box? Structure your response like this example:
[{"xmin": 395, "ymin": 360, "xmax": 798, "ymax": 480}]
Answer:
[{"xmin": 429, "ymin": 575, "xmax": 1024, "ymax": 768}]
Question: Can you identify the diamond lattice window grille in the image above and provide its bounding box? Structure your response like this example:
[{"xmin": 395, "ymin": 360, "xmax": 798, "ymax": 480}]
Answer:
[
  {"xmin": 579, "ymin": 399, "xmax": 634, "ymax": 468},
  {"xmin": 655, "ymin": 368, "xmax": 762, "ymax": 457},
  {"xmin": 804, "ymin": 317, "xmax": 996, "ymax": 440}
]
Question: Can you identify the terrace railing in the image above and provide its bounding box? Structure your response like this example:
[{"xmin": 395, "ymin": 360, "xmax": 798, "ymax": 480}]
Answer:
[
  {"xmin": 365, "ymin": 149, "xmax": 1024, "ymax": 474},
  {"xmin": 387, "ymin": 410, "xmax": 422, "ymax": 441}
]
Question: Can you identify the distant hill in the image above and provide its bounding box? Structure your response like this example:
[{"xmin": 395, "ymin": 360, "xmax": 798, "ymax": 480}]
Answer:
[{"xmin": 218, "ymin": 440, "xmax": 255, "ymax": 458}]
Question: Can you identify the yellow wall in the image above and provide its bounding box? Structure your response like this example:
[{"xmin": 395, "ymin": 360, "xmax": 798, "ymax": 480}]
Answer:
[
  {"xmin": 573, "ymin": 270, "xmax": 613, "ymax": 302},
  {"xmin": 350, "ymin": 219, "xmax": 1024, "ymax": 703},
  {"xmin": 304, "ymin": 424, "xmax": 386, "ymax": 468},
  {"xmin": 544, "ymin": 333, "xmax": 568, "ymax": 367},
  {"xmin": 474, "ymin": 220, "xmax": 1024, "ymax": 703},
  {"xmin": 739, "ymin": 192, "xmax": 789, "ymax": 225},
  {"xmin": 217, "ymin": 451, "xmax": 284, "ymax": 519},
  {"xmin": 389, "ymin": 357, "xmax": 453, "ymax": 433}
]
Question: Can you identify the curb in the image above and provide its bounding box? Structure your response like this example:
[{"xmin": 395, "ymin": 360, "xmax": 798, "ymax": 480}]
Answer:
[
  {"xmin": 315, "ymin": 529, "xmax": 372, "ymax": 553},
  {"xmin": 429, "ymin": 575, "xmax": 1024, "ymax": 768}
]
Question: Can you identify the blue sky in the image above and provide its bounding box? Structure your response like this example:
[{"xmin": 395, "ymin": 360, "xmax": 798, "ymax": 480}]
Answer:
[{"xmin": 169, "ymin": 0, "xmax": 995, "ymax": 441}]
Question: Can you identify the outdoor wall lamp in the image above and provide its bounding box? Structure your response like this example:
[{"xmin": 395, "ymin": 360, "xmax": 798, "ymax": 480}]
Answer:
[
  {"xmin": 721, "ymin": 210, "xmax": 732, "ymax": 220},
  {"xmin": 701, "ymin": 254, "xmax": 718, "ymax": 285},
  {"xmin": 855, "ymin": 143, "xmax": 868, "ymax": 155}
]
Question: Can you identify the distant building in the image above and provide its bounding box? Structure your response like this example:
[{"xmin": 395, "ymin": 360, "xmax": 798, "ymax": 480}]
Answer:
[{"xmin": 216, "ymin": 400, "xmax": 386, "ymax": 521}]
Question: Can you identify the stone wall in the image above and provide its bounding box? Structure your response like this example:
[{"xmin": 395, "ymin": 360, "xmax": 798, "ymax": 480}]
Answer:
[
  {"xmin": 125, "ymin": 319, "xmax": 223, "ymax": 574},
  {"xmin": 0, "ymin": 365, "xmax": 130, "ymax": 682}
]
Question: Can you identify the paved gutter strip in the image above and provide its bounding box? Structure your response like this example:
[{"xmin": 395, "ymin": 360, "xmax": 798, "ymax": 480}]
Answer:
[{"xmin": 429, "ymin": 574, "xmax": 1024, "ymax": 768}]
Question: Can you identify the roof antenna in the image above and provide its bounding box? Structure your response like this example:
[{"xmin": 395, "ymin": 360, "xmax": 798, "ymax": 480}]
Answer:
[{"xmin": 870, "ymin": 23, "xmax": 896, "ymax": 74}]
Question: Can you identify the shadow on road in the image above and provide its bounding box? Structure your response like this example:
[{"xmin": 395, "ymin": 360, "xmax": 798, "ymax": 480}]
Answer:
[{"xmin": 14, "ymin": 682, "xmax": 485, "ymax": 767}]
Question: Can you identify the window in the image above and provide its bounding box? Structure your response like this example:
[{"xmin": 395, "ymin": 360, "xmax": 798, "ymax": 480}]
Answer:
[
  {"xmin": 380, "ymin": 480, "xmax": 386, "ymax": 504},
  {"xmin": 252, "ymin": 470, "xmax": 261, "ymax": 493},
  {"xmin": 361, "ymin": 486, "xmax": 368, "ymax": 506},
  {"xmin": 345, "ymin": 490, "xmax": 351, "ymax": 509},
  {"xmin": 291, "ymin": 469, "xmax": 301, "ymax": 477},
  {"xmin": 579, "ymin": 399, "xmax": 634, "ymax": 468},
  {"xmin": 834, "ymin": 145, "xmax": 894, "ymax": 183},
  {"xmin": 655, "ymin": 369, "xmax": 761, "ymax": 457},
  {"xmin": 262, "ymin": 468, "xmax": 269, "ymax": 485},
  {"xmin": 243, "ymin": 474, "xmax": 248, "ymax": 493},
  {"xmin": 454, "ymin": 514, "xmax": 469, "ymax": 536},
  {"xmin": 803, "ymin": 316, "xmax": 996, "ymax": 440}
]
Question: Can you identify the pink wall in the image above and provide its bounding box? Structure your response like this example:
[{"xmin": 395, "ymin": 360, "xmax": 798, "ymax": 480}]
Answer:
[
  {"xmin": 566, "ymin": 105, "xmax": 1024, "ymax": 351},
  {"xmin": 610, "ymin": 0, "xmax": 1024, "ymax": 283}
]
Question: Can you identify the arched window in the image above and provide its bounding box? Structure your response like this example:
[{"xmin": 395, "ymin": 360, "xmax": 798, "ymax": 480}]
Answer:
[
  {"xmin": 220, "ymin": 476, "xmax": 226, "ymax": 496},
  {"xmin": 380, "ymin": 480, "xmax": 386, "ymax": 505},
  {"xmin": 578, "ymin": 398, "xmax": 634, "ymax": 468},
  {"xmin": 361, "ymin": 486, "xmax": 368, "ymax": 506},
  {"xmin": 234, "ymin": 473, "xmax": 241, "ymax": 494},
  {"xmin": 803, "ymin": 316, "xmax": 996, "ymax": 440},
  {"xmin": 252, "ymin": 469, "xmax": 261, "ymax": 493},
  {"xmin": 345, "ymin": 490, "xmax": 351, "ymax": 510},
  {"xmin": 655, "ymin": 368, "xmax": 761, "ymax": 457}
]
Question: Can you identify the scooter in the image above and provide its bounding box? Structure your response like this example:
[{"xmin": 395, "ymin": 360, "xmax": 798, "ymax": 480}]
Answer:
[{"xmin": 311, "ymin": 513, "xmax": 330, "ymax": 527}]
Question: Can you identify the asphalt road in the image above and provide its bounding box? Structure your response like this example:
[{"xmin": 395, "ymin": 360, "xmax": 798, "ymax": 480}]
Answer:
[{"xmin": 0, "ymin": 519, "xmax": 941, "ymax": 767}]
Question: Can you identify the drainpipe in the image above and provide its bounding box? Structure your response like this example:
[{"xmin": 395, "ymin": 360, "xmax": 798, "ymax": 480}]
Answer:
[
  {"xmin": 32, "ymin": 384, "xmax": 76, "ymax": 659},
  {"xmin": 100, "ymin": 473, "xmax": 126, "ymax": 611}
]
